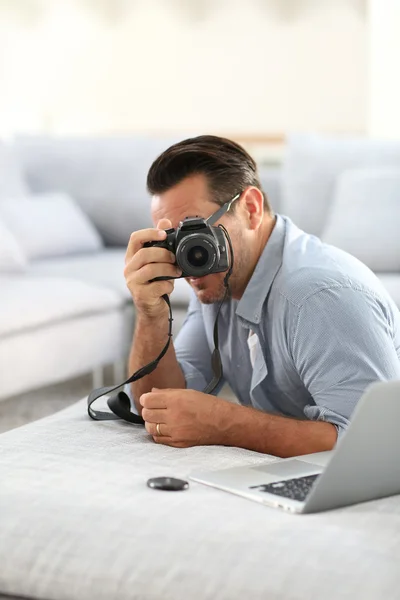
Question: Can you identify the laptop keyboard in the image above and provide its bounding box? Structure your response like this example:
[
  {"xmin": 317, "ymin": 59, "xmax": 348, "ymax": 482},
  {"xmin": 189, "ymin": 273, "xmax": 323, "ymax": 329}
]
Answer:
[{"xmin": 249, "ymin": 474, "xmax": 320, "ymax": 502}]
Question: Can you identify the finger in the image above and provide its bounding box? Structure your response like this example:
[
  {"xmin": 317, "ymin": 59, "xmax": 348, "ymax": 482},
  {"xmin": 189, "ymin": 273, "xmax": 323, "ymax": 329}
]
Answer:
[
  {"xmin": 153, "ymin": 438, "xmax": 187, "ymax": 448},
  {"xmin": 125, "ymin": 273, "xmax": 175, "ymax": 300},
  {"xmin": 152, "ymin": 436, "xmax": 169, "ymax": 445},
  {"xmin": 157, "ymin": 219, "xmax": 173, "ymax": 230},
  {"xmin": 141, "ymin": 407, "xmax": 167, "ymax": 423},
  {"xmin": 149, "ymin": 279, "xmax": 175, "ymax": 298},
  {"xmin": 135, "ymin": 263, "xmax": 182, "ymax": 285},
  {"xmin": 125, "ymin": 228, "xmax": 167, "ymax": 262},
  {"xmin": 127, "ymin": 246, "xmax": 176, "ymax": 273},
  {"xmin": 146, "ymin": 422, "xmax": 170, "ymax": 438},
  {"xmin": 140, "ymin": 391, "xmax": 168, "ymax": 409}
]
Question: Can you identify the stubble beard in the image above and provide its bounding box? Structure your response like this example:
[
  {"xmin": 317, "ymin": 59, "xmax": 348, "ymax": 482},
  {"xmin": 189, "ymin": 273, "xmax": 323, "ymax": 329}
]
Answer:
[{"xmin": 194, "ymin": 240, "xmax": 251, "ymax": 305}]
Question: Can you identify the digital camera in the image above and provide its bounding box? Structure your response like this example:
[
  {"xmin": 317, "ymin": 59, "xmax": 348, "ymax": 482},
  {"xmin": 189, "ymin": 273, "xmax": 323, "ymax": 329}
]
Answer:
[{"xmin": 144, "ymin": 216, "xmax": 229, "ymax": 279}]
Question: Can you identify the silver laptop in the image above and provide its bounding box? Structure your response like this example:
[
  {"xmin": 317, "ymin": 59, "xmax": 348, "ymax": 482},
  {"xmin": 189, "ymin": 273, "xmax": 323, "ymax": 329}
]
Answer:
[{"xmin": 190, "ymin": 380, "xmax": 400, "ymax": 514}]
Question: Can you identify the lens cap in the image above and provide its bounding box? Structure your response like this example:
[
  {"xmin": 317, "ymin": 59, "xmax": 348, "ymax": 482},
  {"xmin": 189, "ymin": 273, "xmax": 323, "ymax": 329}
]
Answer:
[{"xmin": 147, "ymin": 476, "xmax": 189, "ymax": 491}]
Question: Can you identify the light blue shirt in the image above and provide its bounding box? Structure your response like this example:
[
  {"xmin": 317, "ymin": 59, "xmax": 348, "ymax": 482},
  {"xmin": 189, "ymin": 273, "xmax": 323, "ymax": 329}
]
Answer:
[{"xmin": 174, "ymin": 215, "xmax": 400, "ymax": 439}]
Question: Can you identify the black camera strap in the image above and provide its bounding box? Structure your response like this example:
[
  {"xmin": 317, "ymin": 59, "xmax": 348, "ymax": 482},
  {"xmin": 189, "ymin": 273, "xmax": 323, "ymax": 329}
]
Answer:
[
  {"xmin": 87, "ymin": 293, "xmax": 172, "ymax": 424},
  {"xmin": 87, "ymin": 223, "xmax": 233, "ymax": 425}
]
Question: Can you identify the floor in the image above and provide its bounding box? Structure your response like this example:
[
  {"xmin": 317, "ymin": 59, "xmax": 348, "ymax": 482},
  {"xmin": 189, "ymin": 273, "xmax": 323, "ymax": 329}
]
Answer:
[
  {"xmin": 0, "ymin": 371, "xmax": 236, "ymax": 434},
  {"xmin": 0, "ymin": 372, "xmax": 108, "ymax": 434}
]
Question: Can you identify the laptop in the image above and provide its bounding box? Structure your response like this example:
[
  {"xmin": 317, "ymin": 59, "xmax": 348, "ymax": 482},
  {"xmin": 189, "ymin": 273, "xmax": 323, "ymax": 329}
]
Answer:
[{"xmin": 190, "ymin": 380, "xmax": 400, "ymax": 514}]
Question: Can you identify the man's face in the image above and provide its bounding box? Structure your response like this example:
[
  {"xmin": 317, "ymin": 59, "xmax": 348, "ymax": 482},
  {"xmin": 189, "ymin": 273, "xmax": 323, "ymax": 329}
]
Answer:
[{"xmin": 151, "ymin": 174, "xmax": 251, "ymax": 304}]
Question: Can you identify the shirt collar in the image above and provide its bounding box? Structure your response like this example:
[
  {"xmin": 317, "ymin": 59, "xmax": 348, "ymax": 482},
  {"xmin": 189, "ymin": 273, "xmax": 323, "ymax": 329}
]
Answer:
[{"xmin": 235, "ymin": 214, "xmax": 286, "ymax": 326}]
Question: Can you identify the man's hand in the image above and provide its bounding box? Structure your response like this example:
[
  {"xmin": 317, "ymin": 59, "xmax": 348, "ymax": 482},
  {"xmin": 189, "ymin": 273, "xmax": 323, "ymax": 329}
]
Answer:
[
  {"xmin": 140, "ymin": 387, "xmax": 338, "ymax": 456},
  {"xmin": 140, "ymin": 388, "xmax": 233, "ymax": 448},
  {"xmin": 124, "ymin": 219, "xmax": 182, "ymax": 319}
]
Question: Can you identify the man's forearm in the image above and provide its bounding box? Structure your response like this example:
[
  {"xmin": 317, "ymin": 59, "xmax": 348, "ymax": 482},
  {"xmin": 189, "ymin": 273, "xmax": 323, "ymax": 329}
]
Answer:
[
  {"xmin": 215, "ymin": 400, "xmax": 338, "ymax": 457},
  {"xmin": 129, "ymin": 313, "xmax": 185, "ymax": 413}
]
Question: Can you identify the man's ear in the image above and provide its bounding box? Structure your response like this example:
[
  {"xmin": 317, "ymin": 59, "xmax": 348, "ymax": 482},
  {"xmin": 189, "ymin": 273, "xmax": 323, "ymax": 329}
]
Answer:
[{"xmin": 240, "ymin": 187, "xmax": 265, "ymax": 230}]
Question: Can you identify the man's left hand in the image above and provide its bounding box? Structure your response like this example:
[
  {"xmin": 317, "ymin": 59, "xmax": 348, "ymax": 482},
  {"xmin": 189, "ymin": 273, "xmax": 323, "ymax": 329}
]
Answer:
[{"xmin": 139, "ymin": 388, "xmax": 232, "ymax": 447}]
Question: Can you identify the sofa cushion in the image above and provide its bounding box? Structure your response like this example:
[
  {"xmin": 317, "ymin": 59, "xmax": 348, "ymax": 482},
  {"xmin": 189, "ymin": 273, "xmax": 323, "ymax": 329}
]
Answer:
[
  {"xmin": 0, "ymin": 309, "xmax": 128, "ymax": 401},
  {"xmin": 321, "ymin": 168, "xmax": 400, "ymax": 272},
  {"xmin": 0, "ymin": 220, "xmax": 27, "ymax": 273},
  {"xmin": 29, "ymin": 249, "xmax": 130, "ymax": 297},
  {"xmin": 0, "ymin": 193, "xmax": 103, "ymax": 261},
  {"xmin": 258, "ymin": 166, "xmax": 282, "ymax": 214},
  {"xmin": 281, "ymin": 133, "xmax": 400, "ymax": 236},
  {"xmin": 29, "ymin": 248, "xmax": 192, "ymax": 307},
  {"xmin": 0, "ymin": 141, "xmax": 28, "ymax": 200},
  {"xmin": 0, "ymin": 399, "xmax": 399, "ymax": 600},
  {"xmin": 15, "ymin": 135, "xmax": 184, "ymax": 246},
  {"xmin": 0, "ymin": 275, "xmax": 122, "ymax": 338}
]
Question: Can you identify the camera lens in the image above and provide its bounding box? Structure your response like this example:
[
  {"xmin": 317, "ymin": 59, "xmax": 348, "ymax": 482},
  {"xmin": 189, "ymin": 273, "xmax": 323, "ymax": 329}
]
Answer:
[
  {"xmin": 176, "ymin": 234, "xmax": 218, "ymax": 276},
  {"xmin": 187, "ymin": 245, "xmax": 209, "ymax": 268}
]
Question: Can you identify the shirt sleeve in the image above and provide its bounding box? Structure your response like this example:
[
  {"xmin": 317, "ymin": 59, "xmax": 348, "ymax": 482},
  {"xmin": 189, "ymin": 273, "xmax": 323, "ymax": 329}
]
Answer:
[
  {"xmin": 174, "ymin": 290, "xmax": 216, "ymax": 391},
  {"xmin": 291, "ymin": 286, "xmax": 400, "ymax": 440}
]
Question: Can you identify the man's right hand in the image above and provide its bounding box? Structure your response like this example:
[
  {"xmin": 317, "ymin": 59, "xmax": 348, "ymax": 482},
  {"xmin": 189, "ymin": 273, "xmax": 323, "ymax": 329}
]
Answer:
[{"xmin": 124, "ymin": 219, "xmax": 182, "ymax": 319}]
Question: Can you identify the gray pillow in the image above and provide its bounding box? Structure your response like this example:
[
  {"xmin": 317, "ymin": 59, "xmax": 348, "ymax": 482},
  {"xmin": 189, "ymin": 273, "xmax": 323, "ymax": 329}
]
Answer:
[
  {"xmin": 321, "ymin": 168, "xmax": 400, "ymax": 272},
  {"xmin": 281, "ymin": 133, "xmax": 400, "ymax": 236},
  {"xmin": 0, "ymin": 193, "xmax": 103, "ymax": 261},
  {"xmin": 14, "ymin": 135, "xmax": 187, "ymax": 246}
]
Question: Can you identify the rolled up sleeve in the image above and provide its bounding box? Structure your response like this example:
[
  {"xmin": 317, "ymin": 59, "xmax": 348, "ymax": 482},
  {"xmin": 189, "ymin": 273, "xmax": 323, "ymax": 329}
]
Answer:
[{"xmin": 292, "ymin": 286, "xmax": 400, "ymax": 440}]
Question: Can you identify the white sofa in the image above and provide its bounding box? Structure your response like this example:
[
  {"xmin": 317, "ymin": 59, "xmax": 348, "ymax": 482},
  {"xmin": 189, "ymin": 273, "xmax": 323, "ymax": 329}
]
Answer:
[
  {"xmin": 1, "ymin": 132, "xmax": 400, "ymax": 402},
  {"xmin": 0, "ymin": 137, "xmax": 193, "ymax": 401}
]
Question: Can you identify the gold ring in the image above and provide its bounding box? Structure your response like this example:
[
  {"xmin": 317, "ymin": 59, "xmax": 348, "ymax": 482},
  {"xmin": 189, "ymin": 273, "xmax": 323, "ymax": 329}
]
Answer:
[{"xmin": 156, "ymin": 423, "xmax": 162, "ymax": 436}]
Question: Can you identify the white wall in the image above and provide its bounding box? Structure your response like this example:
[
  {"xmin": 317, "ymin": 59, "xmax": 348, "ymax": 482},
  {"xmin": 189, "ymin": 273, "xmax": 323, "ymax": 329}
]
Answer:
[
  {"xmin": 0, "ymin": 0, "xmax": 367, "ymax": 137},
  {"xmin": 367, "ymin": 0, "xmax": 400, "ymax": 139}
]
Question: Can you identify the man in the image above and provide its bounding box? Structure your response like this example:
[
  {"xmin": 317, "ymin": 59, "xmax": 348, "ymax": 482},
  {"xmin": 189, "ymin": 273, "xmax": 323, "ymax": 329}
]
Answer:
[{"xmin": 124, "ymin": 135, "xmax": 400, "ymax": 457}]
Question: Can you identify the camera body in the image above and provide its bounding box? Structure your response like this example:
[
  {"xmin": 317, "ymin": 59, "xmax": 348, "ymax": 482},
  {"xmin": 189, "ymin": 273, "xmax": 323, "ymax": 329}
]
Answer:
[{"xmin": 144, "ymin": 216, "xmax": 229, "ymax": 279}]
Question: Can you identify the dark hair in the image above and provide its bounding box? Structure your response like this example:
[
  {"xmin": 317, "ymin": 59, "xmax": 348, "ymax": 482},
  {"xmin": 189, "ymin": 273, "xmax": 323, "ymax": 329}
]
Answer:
[{"xmin": 146, "ymin": 135, "xmax": 271, "ymax": 213}]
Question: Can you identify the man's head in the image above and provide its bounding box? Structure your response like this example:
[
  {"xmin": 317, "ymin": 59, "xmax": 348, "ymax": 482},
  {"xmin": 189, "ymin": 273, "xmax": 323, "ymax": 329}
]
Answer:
[{"xmin": 147, "ymin": 135, "xmax": 275, "ymax": 304}]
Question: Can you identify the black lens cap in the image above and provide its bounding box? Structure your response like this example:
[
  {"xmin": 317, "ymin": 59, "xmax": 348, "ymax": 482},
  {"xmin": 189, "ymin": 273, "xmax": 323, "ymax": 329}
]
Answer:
[{"xmin": 147, "ymin": 477, "xmax": 189, "ymax": 491}]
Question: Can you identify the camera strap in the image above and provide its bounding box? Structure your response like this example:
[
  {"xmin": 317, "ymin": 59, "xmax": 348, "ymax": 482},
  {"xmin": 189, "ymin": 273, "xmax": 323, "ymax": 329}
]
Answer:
[
  {"xmin": 87, "ymin": 224, "xmax": 233, "ymax": 425},
  {"xmin": 87, "ymin": 293, "xmax": 223, "ymax": 424}
]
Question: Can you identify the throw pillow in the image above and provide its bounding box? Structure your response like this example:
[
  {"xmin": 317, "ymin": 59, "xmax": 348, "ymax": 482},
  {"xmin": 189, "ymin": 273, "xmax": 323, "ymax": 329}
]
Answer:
[
  {"xmin": 14, "ymin": 135, "xmax": 186, "ymax": 246},
  {"xmin": 321, "ymin": 167, "xmax": 400, "ymax": 272},
  {"xmin": 281, "ymin": 133, "xmax": 400, "ymax": 236},
  {"xmin": 0, "ymin": 193, "xmax": 103, "ymax": 261},
  {"xmin": 0, "ymin": 219, "xmax": 27, "ymax": 272},
  {"xmin": 0, "ymin": 141, "xmax": 29, "ymax": 200}
]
